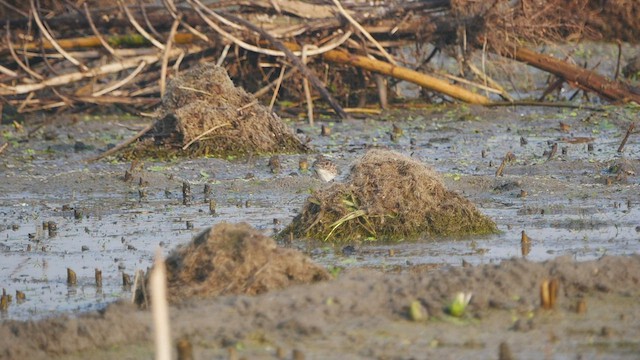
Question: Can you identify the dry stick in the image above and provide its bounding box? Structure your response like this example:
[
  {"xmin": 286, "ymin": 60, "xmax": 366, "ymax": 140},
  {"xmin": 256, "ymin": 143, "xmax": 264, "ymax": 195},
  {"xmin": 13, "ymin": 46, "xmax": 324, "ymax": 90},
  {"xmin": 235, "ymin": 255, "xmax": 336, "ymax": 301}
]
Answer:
[
  {"xmin": 160, "ymin": 19, "xmax": 180, "ymax": 98},
  {"xmin": 87, "ymin": 122, "xmax": 155, "ymax": 162},
  {"xmin": 614, "ymin": 41, "xmax": 622, "ymax": 81},
  {"xmin": 189, "ymin": 0, "xmax": 352, "ymax": 58},
  {"xmin": 150, "ymin": 248, "xmax": 171, "ymax": 360},
  {"xmin": 0, "ymin": 143, "xmax": 8, "ymax": 155},
  {"xmin": 331, "ymin": 0, "xmax": 396, "ymax": 65},
  {"xmin": 6, "ymin": 23, "xmax": 43, "ymax": 80},
  {"xmin": 83, "ymin": 3, "xmax": 118, "ymax": 58},
  {"xmin": 92, "ymin": 61, "xmax": 146, "ymax": 97},
  {"xmin": 118, "ymin": 0, "xmax": 165, "ymax": 50},
  {"xmin": 161, "ymin": 0, "xmax": 209, "ymax": 43},
  {"xmin": 512, "ymin": 47, "xmax": 640, "ymax": 104},
  {"xmin": 182, "ymin": 123, "xmax": 231, "ymax": 150},
  {"xmin": 0, "ymin": 0, "xmax": 28, "ymax": 17},
  {"xmin": 221, "ymin": 12, "xmax": 349, "ymax": 119},
  {"xmin": 617, "ymin": 123, "xmax": 635, "ymax": 153},
  {"xmin": 302, "ymin": 45, "xmax": 315, "ymax": 125},
  {"xmin": 268, "ymin": 64, "xmax": 287, "ymax": 110},
  {"xmin": 467, "ymin": 62, "xmax": 514, "ymax": 101},
  {"xmin": 216, "ymin": 44, "xmax": 231, "ymax": 66},
  {"xmin": 31, "ymin": 0, "xmax": 88, "ymax": 71},
  {"xmin": 0, "ymin": 64, "xmax": 18, "ymax": 77},
  {"xmin": 0, "ymin": 49, "xmax": 182, "ymax": 95},
  {"xmin": 139, "ymin": 0, "xmax": 164, "ymax": 39},
  {"xmin": 319, "ymin": 48, "xmax": 491, "ymax": 105}
]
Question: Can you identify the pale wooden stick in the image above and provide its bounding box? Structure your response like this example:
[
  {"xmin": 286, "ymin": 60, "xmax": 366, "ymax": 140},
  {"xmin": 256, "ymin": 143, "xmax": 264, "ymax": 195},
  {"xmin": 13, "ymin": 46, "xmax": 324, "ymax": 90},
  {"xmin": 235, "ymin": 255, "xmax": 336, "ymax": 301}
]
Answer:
[
  {"xmin": 302, "ymin": 45, "xmax": 315, "ymax": 125},
  {"xmin": 182, "ymin": 123, "xmax": 231, "ymax": 150},
  {"xmin": 189, "ymin": 0, "xmax": 352, "ymax": 58},
  {"xmin": 216, "ymin": 44, "xmax": 231, "ymax": 66},
  {"xmin": 6, "ymin": 24, "xmax": 43, "ymax": 81},
  {"xmin": 330, "ymin": 0, "xmax": 396, "ymax": 65},
  {"xmin": 92, "ymin": 61, "xmax": 146, "ymax": 97},
  {"xmin": 160, "ymin": 19, "xmax": 180, "ymax": 98},
  {"xmin": 0, "ymin": 64, "xmax": 18, "ymax": 77},
  {"xmin": 30, "ymin": 0, "xmax": 88, "ymax": 71},
  {"xmin": 83, "ymin": 3, "xmax": 118, "ymax": 58},
  {"xmin": 118, "ymin": 0, "xmax": 165, "ymax": 50},
  {"xmin": 268, "ymin": 64, "xmax": 287, "ymax": 110},
  {"xmin": 87, "ymin": 122, "xmax": 155, "ymax": 162},
  {"xmin": 0, "ymin": 50, "xmax": 182, "ymax": 95},
  {"xmin": 150, "ymin": 248, "xmax": 171, "ymax": 360}
]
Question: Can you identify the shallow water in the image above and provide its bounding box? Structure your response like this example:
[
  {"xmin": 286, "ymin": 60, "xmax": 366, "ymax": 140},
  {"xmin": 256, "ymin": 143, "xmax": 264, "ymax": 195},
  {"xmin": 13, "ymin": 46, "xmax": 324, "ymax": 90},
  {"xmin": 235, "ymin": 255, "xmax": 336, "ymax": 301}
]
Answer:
[{"xmin": 0, "ymin": 103, "xmax": 639, "ymax": 321}]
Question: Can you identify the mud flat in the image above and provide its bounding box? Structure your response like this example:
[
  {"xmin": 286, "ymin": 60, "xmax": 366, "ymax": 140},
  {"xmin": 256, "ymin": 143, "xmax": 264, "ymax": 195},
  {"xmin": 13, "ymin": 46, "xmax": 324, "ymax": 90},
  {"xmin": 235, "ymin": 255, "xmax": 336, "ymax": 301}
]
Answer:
[{"xmin": 0, "ymin": 102, "xmax": 639, "ymax": 358}]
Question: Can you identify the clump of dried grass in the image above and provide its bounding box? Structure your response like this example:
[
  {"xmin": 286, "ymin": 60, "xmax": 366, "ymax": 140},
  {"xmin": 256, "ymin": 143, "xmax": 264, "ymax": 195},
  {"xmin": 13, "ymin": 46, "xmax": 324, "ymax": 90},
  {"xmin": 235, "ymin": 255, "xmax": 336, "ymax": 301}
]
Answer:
[
  {"xmin": 127, "ymin": 64, "xmax": 308, "ymax": 159},
  {"xmin": 282, "ymin": 149, "xmax": 497, "ymax": 242},
  {"xmin": 136, "ymin": 222, "xmax": 329, "ymax": 305}
]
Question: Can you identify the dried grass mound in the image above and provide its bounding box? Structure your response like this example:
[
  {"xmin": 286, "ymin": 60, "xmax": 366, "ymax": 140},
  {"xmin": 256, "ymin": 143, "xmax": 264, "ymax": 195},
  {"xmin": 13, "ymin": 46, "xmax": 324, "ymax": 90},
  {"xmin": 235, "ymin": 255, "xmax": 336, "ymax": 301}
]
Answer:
[
  {"xmin": 282, "ymin": 149, "xmax": 497, "ymax": 242},
  {"xmin": 131, "ymin": 64, "xmax": 308, "ymax": 158},
  {"xmin": 140, "ymin": 222, "xmax": 329, "ymax": 305}
]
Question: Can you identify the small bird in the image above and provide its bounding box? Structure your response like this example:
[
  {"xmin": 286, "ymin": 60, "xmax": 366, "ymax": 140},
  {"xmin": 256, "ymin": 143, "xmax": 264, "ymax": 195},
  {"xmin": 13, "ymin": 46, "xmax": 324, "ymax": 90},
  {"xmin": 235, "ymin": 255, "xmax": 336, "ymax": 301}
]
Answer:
[{"xmin": 312, "ymin": 156, "xmax": 338, "ymax": 182}]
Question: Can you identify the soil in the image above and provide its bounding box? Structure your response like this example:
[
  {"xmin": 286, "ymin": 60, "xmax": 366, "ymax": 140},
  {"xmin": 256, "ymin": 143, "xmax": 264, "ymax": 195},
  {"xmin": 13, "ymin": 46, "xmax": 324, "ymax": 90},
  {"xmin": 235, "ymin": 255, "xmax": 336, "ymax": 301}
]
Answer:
[{"xmin": 1, "ymin": 42, "xmax": 639, "ymax": 358}]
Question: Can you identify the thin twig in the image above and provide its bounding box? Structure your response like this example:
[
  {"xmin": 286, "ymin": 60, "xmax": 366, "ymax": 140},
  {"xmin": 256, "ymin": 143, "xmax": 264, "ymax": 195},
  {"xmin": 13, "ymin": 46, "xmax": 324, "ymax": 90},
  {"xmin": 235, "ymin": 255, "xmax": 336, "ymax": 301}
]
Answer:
[
  {"xmin": 160, "ymin": 19, "xmax": 180, "ymax": 98},
  {"xmin": 87, "ymin": 121, "xmax": 155, "ymax": 162},
  {"xmin": 0, "ymin": 0, "xmax": 28, "ymax": 17},
  {"xmin": 139, "ymin": 0, "xmax": 163, "ymax": 39},
  {"xmin": 83, "ymin": 3, "xmax": 118, "ymax": 58},
  {"xmin": 216, "ymin": 44, "xmax": 231, "ymax": 66},
  {"xmin": 1, "ymin": 50, "xmax": 182, "ymax": 95},
  {"xmin": 219, "ymin": 11, "xmax": 349, "ymax": 119},
  {"xmin": 31, "ymin": 0, "xmax": 88, "ymax": 71},
  {"xmin": 268, "ymin": 64, "xmax": 287, "ymax": 110},
  {"xmin": 614, "ymin": 40, "xmax": 622, "ymax": 81},
  {"xmin": 182, "ymin": 123, "xmax": 231, "ymax": 150},
  {"xmin": 92, "ymin": 61, "xmax": 146, "ymax": 97},
  {"xmin": 302, "ymin": 44, "xmax": 314, "ymax": 125},
  {"xmin": 6, "ymin": 23, "xmax": 43, "ymax": 80},
  {"xmin": 330, "ymin": 0, "xmax": 396, "ymax": 65},
  {"xmin": 0, "ymin": 142, "xmax": 8, "ymax": 155},
  {"xmin": 189, "ymin": 0, "xmax": 352, "ymax": 58},
  {"xmin": 118, "ymin": 0, "xmax": 165, "ymax": 50},
  {"xmin": 617, "ymin": 122, "xmax": 635, "ymax": 153},
  {"xmin": 161, "ymin": 0, "xmax": 209, "ymax": 43}
]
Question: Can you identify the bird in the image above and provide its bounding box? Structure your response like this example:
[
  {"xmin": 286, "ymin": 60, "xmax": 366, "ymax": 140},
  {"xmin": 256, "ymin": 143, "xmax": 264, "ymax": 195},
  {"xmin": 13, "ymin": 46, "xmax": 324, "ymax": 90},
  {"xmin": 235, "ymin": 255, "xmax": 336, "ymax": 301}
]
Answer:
[{"xmin": 312, "ymin": 156, "xmax": 338, "ymax": 182}]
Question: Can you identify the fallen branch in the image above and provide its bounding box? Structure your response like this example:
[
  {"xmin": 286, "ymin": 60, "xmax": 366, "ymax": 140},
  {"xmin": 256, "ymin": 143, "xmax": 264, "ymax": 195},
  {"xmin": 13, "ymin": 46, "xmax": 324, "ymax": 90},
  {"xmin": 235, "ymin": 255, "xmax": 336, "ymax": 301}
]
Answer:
[
  {"xmin": 512, "ymin": 47, "xmax": 640, "ymax": 104},
  {"xmin": 318, "ymin": 48, "xmax": 491, "ymax": 105}
]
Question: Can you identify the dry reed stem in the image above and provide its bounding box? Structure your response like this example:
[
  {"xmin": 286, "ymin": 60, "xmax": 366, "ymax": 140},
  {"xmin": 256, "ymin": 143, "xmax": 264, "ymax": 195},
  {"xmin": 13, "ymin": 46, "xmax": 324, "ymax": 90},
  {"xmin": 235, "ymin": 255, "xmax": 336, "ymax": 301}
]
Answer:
[
  {"xmin": 150, "ymin": 248, "xmax": 171, "ymax": 360},
  {"xmin": 268, "ymin": 64, "xmax": 287, "ymax": 110},
  {"xmin": 331, "ymin": 0, "xmax": 396, "ymax": 65},
  {"xmin": 160, "ymin": 19, "xmax": 181, "ymax": 98},
  {"xmin": 87, "ymin": 122, "xmax": 155, "ymax": 162},
  {"xmin": 31, "ymin": 0, "xmax": 87, "ymax": 71},
  {"xmin": 83, "ymin": 3, "xmax": 118, "ymax": 57},
  {"xmin": 118, "ymin": 0, "xmax": 165, "ymax": 50},
  {"xmin": 92, "ymin": 61, "xmax": 146, "ymax": 97}
]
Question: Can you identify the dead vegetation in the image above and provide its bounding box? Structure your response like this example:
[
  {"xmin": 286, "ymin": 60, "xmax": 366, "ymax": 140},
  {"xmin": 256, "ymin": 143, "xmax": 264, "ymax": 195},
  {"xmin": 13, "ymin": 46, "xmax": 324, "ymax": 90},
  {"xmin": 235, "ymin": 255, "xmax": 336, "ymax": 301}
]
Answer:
[
  {"xmin": 1, "ymin": 0, "xmax": 639, "ymax": 118},
  {"xmin": 282, "ymin": 149, "xmax": 497, "ymax": 242},
  {"xmin": 136, "ymin": 222, "xmax": 330, "ymax": 305},
  {"xmin": 122, "ymin": 63, "xmax": 308, "ymax": 158}
]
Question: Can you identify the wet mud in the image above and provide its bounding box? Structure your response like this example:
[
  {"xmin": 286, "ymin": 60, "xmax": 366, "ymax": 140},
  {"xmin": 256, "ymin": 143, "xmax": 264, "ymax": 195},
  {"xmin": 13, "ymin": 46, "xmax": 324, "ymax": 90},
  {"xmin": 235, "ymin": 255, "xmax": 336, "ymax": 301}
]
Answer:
[{"xmin": 0, "ymin": 102, "xmax": 639, "ymax": 358}]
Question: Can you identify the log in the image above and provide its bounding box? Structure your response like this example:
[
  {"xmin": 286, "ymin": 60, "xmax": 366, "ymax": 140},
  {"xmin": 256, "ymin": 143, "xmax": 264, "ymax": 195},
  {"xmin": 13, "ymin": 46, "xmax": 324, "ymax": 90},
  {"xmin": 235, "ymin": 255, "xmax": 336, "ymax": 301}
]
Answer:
[
  {"xmin": 513, "ymin": 47, "xmax": 640, "ymax": 104},
  {"xmin": 319, "ymin": 49, "xmax": 491, "ymax": 105}
]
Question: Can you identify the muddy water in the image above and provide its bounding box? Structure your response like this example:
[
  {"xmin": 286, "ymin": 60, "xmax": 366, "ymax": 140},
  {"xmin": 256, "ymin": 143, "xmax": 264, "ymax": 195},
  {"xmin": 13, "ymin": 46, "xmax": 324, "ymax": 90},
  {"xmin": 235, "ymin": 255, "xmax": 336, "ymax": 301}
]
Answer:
[{"xmin": 0, "ymin": 104, "xmax": 638, "ymax": 321}]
